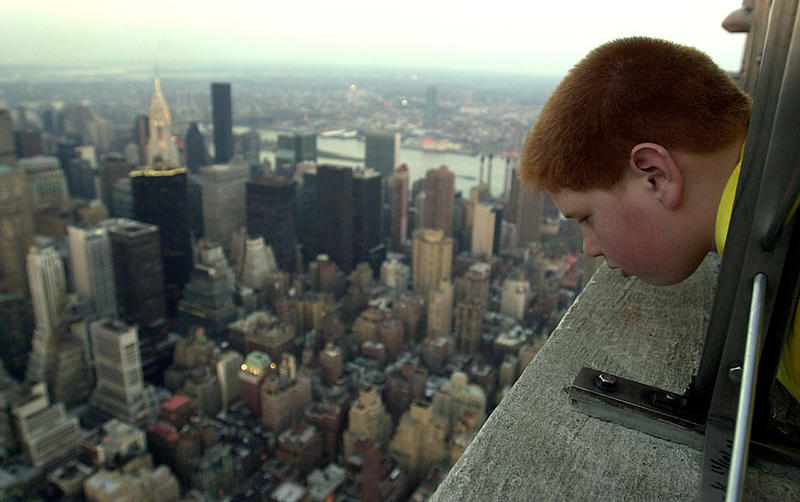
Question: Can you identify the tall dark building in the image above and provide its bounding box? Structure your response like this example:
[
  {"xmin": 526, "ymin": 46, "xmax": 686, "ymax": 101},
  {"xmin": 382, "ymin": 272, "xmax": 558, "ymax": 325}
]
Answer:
[
  {"xmin": 246, "ymin": 176, "xmax": 297, "ymax": 272},
  {"xmin": 101, "ymin": 218, "xmax": 166, "ymax": 326},
  {"xmin": 423, "ymin": 165, "xmax": 455, "ymax": 236},
  {"xmin": 184, "ymin": 122, "xmax": 209, "ymax": 172},
  {"xmin": 0, "ymin": 293, "xmax": 34, "ymax": 380},
  {"xmin": 130, "ymin": 165, "xmax": 193, "ymax": 317},
  {"xmin": 102, "ymin": 219, "xmax": 173, "ymax": 383},
  {"xmin": 275, "ymin": 132, "xmax": 317, "ymax": 176},
  {"xmin": 66, "ymin": 157, "xmax": 96, "ymax": 199},
  {"xmin": 211, "ymin": 83, "xmax": 233, "ymax": 164},
  {"xmin": 491, "ymin": 205, "xmax": 504, "ymax": 255},
  {"xmin": 56, "ymin": 139, "xmax": 79, "ymax": 180},
  {"xmin": 507, "ymin": 166, "xmax": 543, "ymax": 246},
  {"xmin": 353, "ymin": 168, "xmax": 383, "ymax": 273},
  {"xmin": 364, "ymin": 131, "xmax": 400, "ymax": 178},
  {"xmin": 317, "ymin": 165, "xmax": 354, "ymax": 273},
  {"xmin": 391, "ymin": 164, "xmax": 409, "ymax": 250},
  {"xmin": 297, "ymin": 132, "xmax": 317, "ymax": 162},
  {"xmin": 175, "ymin": 242, "xmax": 237, "ymax": 339},
  {"xmin": 299, "ymin": 168, "xmax": 318, "ymax": 264},
  {"xmin": 187, "ymin": 174, "xmax": 204, "ymax": 239},
  {"xmin": 0, "ymin": 110, "xmax": 17, "ymax": 166}
]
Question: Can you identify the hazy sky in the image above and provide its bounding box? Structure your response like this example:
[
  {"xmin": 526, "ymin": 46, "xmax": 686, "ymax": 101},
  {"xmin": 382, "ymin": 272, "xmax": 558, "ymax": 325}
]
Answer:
[{"xmin": 2, "ymin": 0, "xmax": 747, "ymax": 75}]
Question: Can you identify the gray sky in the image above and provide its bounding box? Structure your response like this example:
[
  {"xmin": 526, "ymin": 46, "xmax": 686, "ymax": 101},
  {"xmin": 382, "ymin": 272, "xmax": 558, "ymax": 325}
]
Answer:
[{"xmin": 2, "ymin": 0, "xmax": 747, "ymax": 75}]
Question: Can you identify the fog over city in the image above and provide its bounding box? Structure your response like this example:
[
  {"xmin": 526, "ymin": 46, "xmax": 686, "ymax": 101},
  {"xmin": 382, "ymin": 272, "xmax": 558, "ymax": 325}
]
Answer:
[{"xmin": 4, "ymin": 1, "xmax": 745, "ymax": 75}]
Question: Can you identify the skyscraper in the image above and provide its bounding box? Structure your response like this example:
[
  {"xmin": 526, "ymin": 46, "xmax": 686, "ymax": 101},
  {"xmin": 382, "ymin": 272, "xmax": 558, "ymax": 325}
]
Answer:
[
  {"xmin": 0, "ymin": 109, "xmax": 16, "ymax": 166},
  {"xmin": 18, "ymin": 156, "xmax": 69, "ymax": 208},
  {"xmin": 316, "ymin": 165, "xmax": 354, "ymax": 273},
  {"xmin": 111, "ymin": 178, "xmax": 134, "ymax": 218},
  {"xmin": 211, "ymin": 83, "xmax": 233, "ymax": 164},
  {"xmin": 130, "ymin": 164, "xmax": 192, "ymax": 317},
  {"xmin": 471, "ymin": 203, "xmax": 496, "ymax": 257},
  {"xmin": 501, "ymin": 278, "xmax": 531, "ymax": 320},
  {"xmin": 175, "ymin": 242, "xmax": 237, "ymax": 338},
  {"xmin": 342, "ymin": 385, "xmax": 392, "ymax": 461},
  {"xmin": 388, "ymin": 401, "xmax": 448, "ymax": 484},
  {"xmin": 275, "ymin": 132, "xmax": 317, "ymax": 176},
  {"xmin": 67, "ymin": 225, "xmax": 118, "ymax": 319},
  {"xmin": 427, "ymin": 280, "xmax": 454, "ymax": 336},
  {"xmin": 146, "ymin": 78, "xmax": 180, "ymax": 167},
  {"xmin": 422, "ymin": 165, "xmax": 455, "ymax": 236},
  {"xmin": 507, "ymin": 166, "xmax": 543, "ymax": 246},
  {"xmin": 412, "ymin": 228, "xmax": 453, "ymax": 299},
  {"xmin": 299, "ymin": 167, "xmax": 318, "ymax": 263},
  {"xmin": 200, "ymin": 160, "xmax": 249, "ymax": 250},
  {"xmin": 516, "ymin": 184, "xmax": 543, "ymax": 247},
  {"xmin": 430, "ymin": 371, "xmax": 486, "ymax": 431},
  {"xmin": 12, "ymin": 383, "xmax": 81, "ymax": 469},
  {"xmin": 0, "ymin": 167, "xmax": 34, "ymax": 294},
  {"xmin": 353, "ymin": 167, "xmax": 383, "ymax": 271},
  {"xmin": 274, "ymin": 134, "xmax": 297, "ymax": 175},
  {"xmin": 238, "ymin": 128, "xmax": 261, "ymax": 170},
  {"xmin": 235, "ymin": 235, "xmax": 278, "ymax": 291},
  {"xmin": 297, "ymin": 132, "xmax": 317, "ymax": 163},
  {"xmin": 454, "ymin": 300, "xmax": 483, "ymax": 354},
  {"xmin": 390, "ymin": 164, "xmax": 409, "ymax": 250},
  {"xmin": 216, "ymin": 350, "xmax": 243, "ymax": 411},
  {"xmin": 26, "ymin": 245, "xmax": 67, "ymax": 384},
  {"xmin": 89, "ymin": 319, "xmax": 147, "ymax": 422},
  {"xmin": 184, "ymin": 122, "xmax": 209, "ymax": 172},
  {"xmin": 101, "ymin": 218, "xmax": 166, "ymax": 326},
  {"xmin": 246, "ymin": 176, "xmax": 297, "ymax": 272},
  {"xmin": 364, "ymin": 131, "xmax": 400, "ymax": 177}
]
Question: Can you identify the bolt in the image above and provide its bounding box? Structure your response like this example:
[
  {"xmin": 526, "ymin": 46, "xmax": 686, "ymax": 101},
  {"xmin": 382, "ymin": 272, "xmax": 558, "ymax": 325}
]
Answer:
[
  {"xmin": 664, "ymin": 392, "xmax": 679, "ymax": 401},
  {"xmin": 729, "ymin": 366, "xmax": 743, "ymax": 383},
  {"xmin": 596, "ymin": 373, "xmax": 617, "ymax": 390}
]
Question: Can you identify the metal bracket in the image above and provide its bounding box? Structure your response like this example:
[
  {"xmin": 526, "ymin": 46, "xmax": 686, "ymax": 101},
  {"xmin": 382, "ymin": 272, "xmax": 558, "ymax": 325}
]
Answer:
[
  {"xmin": 569, "ymin": 367, "xmax": 704, "ymax": 450},
  {"xmin": 569, "ymin": 367, "xmax": 800, "ymax": 477}
]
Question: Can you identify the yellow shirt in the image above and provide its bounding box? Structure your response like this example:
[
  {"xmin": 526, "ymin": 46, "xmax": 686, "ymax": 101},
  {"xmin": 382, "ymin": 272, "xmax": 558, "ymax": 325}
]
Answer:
[{"xmin": 715, "ymin": 151, "xmax": 800, "ymax": 403}]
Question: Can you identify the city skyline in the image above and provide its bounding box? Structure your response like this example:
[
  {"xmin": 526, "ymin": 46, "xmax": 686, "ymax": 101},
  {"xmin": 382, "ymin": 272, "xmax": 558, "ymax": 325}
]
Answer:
[{"xmin": 3, "ymin": 1, "xmax": 746, "ymax": 75}]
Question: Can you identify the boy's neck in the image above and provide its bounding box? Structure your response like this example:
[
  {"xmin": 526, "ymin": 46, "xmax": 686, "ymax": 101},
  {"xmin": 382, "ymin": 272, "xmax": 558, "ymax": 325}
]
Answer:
[{"xmin": 675, "ymin": 134, "xmax": 747, "ymax": 254}]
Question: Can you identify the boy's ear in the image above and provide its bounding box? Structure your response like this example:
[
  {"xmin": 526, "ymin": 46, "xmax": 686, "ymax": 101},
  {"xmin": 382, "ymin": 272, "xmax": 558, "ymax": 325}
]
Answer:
[{"xmin": 629, "ymin": 143, "xmax": 683, "ymax": 209}]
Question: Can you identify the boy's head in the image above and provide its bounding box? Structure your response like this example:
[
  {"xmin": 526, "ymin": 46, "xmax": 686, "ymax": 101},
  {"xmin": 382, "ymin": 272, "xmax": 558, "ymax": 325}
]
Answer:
[{"xmin": 519, "ymin": 37, "xmax": 751, "ymax": 285}]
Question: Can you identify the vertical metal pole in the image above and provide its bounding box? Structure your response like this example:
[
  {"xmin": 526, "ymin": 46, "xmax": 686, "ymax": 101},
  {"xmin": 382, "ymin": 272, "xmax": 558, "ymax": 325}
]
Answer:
[{"xmin": 725, "ymin": 273, "xmax": 767, "ymax": 502}]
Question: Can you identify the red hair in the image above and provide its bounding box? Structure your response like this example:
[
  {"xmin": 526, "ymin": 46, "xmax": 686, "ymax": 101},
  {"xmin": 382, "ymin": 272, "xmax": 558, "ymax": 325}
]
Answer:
[{"xmin": 519, "ymin": 37, "xmax": 751, "ymax": 192}]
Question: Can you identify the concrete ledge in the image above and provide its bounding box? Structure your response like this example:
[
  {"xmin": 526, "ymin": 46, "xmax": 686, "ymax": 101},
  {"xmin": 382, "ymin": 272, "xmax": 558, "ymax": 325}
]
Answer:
[{"xmin": 431, "ymin": 256, "xmax": 799, "ymax": 502}]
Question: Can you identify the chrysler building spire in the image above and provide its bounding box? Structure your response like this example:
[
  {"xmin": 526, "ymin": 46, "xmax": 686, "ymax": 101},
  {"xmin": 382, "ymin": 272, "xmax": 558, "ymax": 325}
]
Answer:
[{"xmin": 146, "ymin": 77, "xmax": 180, "ymax": 166}]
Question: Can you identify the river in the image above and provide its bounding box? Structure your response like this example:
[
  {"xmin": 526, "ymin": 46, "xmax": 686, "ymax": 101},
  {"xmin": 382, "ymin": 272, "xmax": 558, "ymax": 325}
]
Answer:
[{"xmin": 252, "ymin": 128, "xmax": 515, "ymax": 198}]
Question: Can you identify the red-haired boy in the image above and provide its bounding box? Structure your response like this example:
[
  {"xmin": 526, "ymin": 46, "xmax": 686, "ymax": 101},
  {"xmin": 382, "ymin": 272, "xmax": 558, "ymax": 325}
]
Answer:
[{"xmin": 519, "ymin": 37, "xmax": 798, "ymax": 402}]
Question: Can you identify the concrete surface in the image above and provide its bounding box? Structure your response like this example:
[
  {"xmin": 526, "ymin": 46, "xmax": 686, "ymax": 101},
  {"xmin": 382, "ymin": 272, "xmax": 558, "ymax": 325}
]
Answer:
[{"xmin": 431, "ymin": 256, "xmax": 799, "ymax": 502}]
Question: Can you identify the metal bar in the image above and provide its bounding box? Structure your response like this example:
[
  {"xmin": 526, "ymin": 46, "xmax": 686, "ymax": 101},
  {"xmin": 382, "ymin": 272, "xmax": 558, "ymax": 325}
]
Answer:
[
  {"xmin": 726, "ymin": 273, "xmax": 767, "ymax": 502},
  {"xmin": 692, "ymin": 0, "xmax": 797, "ymax": 414},
  {"xmin": 700, "ymin": 1, "xmax": 800, "ymax": 496}
]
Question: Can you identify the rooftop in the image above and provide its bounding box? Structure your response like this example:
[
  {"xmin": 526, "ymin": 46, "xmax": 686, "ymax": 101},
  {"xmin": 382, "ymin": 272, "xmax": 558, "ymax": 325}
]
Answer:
[{"xmin": 431, "ymin": 256, "xmax": 800, "ymax": 501}]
